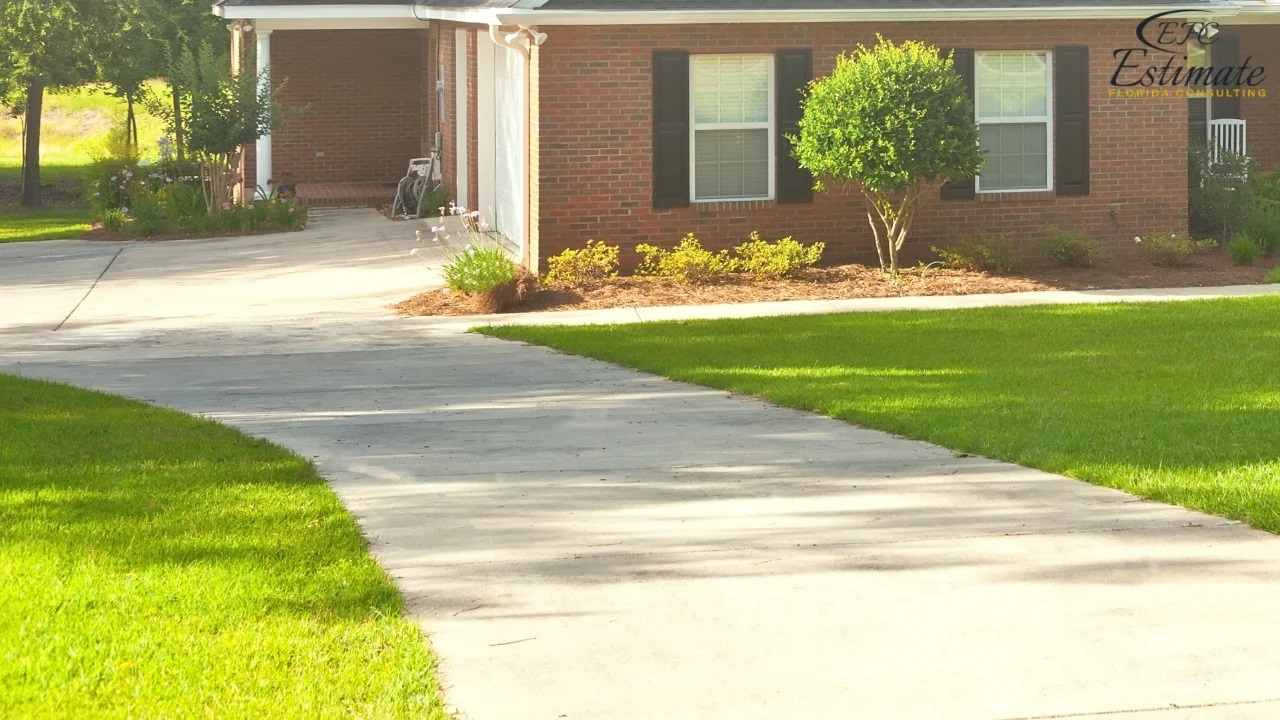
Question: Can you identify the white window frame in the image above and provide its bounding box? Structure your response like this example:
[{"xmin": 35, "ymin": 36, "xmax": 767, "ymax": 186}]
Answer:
[
  {"xmin": 689, "ymin": 53, "xmax": 776, "ymax": 203},
  {"xmin": 975, "ymin": 50, "xmax": 1054, "ymax": 194}
]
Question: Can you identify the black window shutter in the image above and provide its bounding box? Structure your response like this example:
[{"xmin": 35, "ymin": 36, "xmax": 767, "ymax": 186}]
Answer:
[
  {"xmin": 1213, "ymin": 34, "xmax": 1242, "ymax": 120},
  {"xmin": 775, "ymin": 48, "xmax": 813, "ymax": 204},
  {"xmin": 941, "ymin": 48, "xmax": 976, "ymax": 200},
  {"xmin": 1054, "ymin": 45, "xmax": 1090, "ymax": 196},
  {"xmin": 652, "ymin": 50, "xmax": 690, "ymax": 209}
]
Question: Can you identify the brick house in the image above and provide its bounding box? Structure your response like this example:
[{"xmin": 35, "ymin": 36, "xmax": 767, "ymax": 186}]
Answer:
[{"xmin": 213, "ymin": 0, "xmax": 1280, "ymax": 269}]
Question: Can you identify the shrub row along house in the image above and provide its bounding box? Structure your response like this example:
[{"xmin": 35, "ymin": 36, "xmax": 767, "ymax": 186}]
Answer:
[{"xmin": 214, "ymin": 0, "xmax": 1280, "ymax": 269}]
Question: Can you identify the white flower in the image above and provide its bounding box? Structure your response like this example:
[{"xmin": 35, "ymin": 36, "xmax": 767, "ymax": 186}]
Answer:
[
  {"xmin": 110, "ymin": 176, "xmax": 117, "ymax": 182},
  {"xmin": 409, "ymin": 248, "xmax": 420, "ymax": 256},
  {"xmin": 1133, "ymin": 236, "xmax": 1142, "ymax": 244},
  {"xmin": 479, "ymin": 221, "xmax": 490, "ymax": 230},
  {"xmin": 469, "ymin": 210, "xmax": 481, "ymax": 218},
  {"xmin": 415, "ymin": 230, "xmax": 423, "ymax": 241}
]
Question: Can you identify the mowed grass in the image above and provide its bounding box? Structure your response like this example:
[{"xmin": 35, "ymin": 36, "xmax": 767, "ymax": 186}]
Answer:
[
  {"xmin": 0, "ymin": 375, "xmax": 446, "ymax": 719},
  {"xmin": 481, "ymin": 296, "xmax": 1280, "ymax": 533},
  {"xmin": 0, "ymin": 83, "xmax": 166, "ymax": 169},
  {"xmin": 0, "ymin": 208, "xmax": 92, "ymax": 242}
]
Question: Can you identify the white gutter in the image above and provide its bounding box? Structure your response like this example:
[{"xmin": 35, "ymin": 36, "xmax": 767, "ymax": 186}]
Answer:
[
  {"xmin": 213, "ymin": 3, "xmax": 500, "ymax": 24},
  {"xmin": 213, "ymin": 2, "xmax": 1242, "ymax": 25},
  {"xmin": 493, "ymin": 5, "xmax": 1243, "ymax": 25}
]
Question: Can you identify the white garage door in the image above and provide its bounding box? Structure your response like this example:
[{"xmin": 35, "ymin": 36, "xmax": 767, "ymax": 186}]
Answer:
[{"xmin": 493, "ymin": 43, "xmax": 526, "ymax": 254}]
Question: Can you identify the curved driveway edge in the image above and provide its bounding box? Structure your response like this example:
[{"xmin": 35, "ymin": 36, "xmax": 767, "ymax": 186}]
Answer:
[{"xmin": 4, "ymin": 225, "xmax": 1280, "ymax": 719}]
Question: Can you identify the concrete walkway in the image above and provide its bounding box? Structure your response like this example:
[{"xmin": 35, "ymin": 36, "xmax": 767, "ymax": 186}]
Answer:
[{"xmin": 4, "ymin": 217, "xmax": 1280, "ymax": 719}]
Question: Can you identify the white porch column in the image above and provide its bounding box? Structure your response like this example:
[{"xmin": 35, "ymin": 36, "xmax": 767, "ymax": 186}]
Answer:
[{"xmin": 255, "ymin": 29, "xmax": 273, "ymax": 197}]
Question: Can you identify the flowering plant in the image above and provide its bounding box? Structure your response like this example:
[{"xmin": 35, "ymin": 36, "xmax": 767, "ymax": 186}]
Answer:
[{"xmin": 410, "ymin": 203, "xmax": 517, "ymax": 294}]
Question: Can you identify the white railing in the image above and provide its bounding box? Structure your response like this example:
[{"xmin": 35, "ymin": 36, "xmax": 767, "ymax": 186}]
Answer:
[{"xmin": 1210, "ymin": 118, "xmax": 1248, "ymax": 165}]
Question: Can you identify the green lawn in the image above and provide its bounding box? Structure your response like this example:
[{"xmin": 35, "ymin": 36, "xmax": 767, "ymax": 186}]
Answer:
[
  {"xmin": 481, "ymin": 297, "xmax": 1280, "ymax": 533},
  {"xmin": 0, "ymin": 83, "xmax": 166, "ymax": 169},
  {"xmin": 0, "ymin": 375, "xmax": 446, "ymax": 719},
  {"xmin": 0, "ymin": 208, "xmax": 93, "ymax": 242}
]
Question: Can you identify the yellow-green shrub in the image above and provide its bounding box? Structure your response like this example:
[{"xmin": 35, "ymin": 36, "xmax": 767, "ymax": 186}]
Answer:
[
  {"xmin": 636, "ymin": 234, "xmax": 734, "ymax": 284},
  {"xmin": 733, "ymin": 232, "xmax": 825, "ymax": 279},
  {"xmin": 541, "ymin": 240, "xmax": 620, "ymax": 289}
]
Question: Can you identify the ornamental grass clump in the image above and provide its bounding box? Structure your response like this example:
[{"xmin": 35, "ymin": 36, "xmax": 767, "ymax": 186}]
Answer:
[
  {"xmin": 733, "ymin": 232, "xmax": 825, "ymax": 280},
  {"xmin": 443, "ymin": 245, "xmax": 517, "ymax": 294},
  {"xmin": 1228, "ymin": 233, "xmax": 1262, "ymax": 266},
  {"xmin": 636, "ymin": 234, "xmax": 734, "ymax": 284},
  {"xmin": 415, "ymin": 203, "xmax": 532, "ymax": 313}
]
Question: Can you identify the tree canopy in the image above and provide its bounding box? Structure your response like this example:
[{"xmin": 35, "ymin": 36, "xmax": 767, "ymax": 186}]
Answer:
[
  {"xmin": 793, "ymin": 37, "xmax": 983, "ymax": 271},
  {"xmin": 0, "ymin": 0, "xmax": 227, "ymax": 204}
]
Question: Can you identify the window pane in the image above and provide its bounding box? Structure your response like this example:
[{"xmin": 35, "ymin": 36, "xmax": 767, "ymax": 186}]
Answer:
[
  {"xmin": 976, "ymin": 51, "xmax": 1049, "ymax": 120},
  {"xmin": 979, "ymin": 123, "xmax": 1049, "ymax": 191},
  {"xmin": 692, "ymin": 55, "xmax": 769, "ymax": 124},
  {"xmin": 694, "ymin": 129, "xmax": 769, "ymax": 200}
]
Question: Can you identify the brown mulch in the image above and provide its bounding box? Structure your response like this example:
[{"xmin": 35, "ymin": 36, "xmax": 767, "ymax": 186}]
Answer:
[{"xmin": 394, "ymin": 250, "xmax": 1273, "ymax": 317}]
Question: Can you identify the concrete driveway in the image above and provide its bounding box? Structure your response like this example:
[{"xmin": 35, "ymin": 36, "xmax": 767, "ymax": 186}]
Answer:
[{"xmin": 4, "ymin": 214, "xmax": 1280, "ymax": 720}]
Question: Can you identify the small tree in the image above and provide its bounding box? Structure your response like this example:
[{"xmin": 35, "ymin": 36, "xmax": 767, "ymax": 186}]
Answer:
[
  {"xmin": 158, "ymin": 44, "xmax": 288, "ymax": 213},
  {"xmin": 792, "ymin": 37, "xmax": 983, "ymax": 272}
]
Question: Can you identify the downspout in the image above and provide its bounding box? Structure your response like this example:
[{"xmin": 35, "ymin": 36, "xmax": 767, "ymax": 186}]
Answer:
[{"xmin": 489, "ymin": 25, "xmax": 543, "ymax": 268}]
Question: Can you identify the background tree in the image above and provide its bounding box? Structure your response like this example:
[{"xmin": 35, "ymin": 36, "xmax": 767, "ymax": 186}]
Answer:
[
  {"xmin": 156, "ymin": 44, "xmax": 289, "ymax": 213},
  {"xmin": 95, "ymin": 1, "xmax": 169, "ymax": 155},
  {"xmin": 138, "ymin": 0, "xmax": 227, "ymax": 161},
  {"xmin": 0, "ymin": 0, "xmax": 116, "ymax": 206},
  {"xmin": 792, "ymin": 38, "xmax": 983, "ymax": 272}
]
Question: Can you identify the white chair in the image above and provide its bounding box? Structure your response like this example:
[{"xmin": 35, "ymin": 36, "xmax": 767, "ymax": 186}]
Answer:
[{"xmin": 1209, "ymin": 118, "xmax": 1248, "ymax": 165}]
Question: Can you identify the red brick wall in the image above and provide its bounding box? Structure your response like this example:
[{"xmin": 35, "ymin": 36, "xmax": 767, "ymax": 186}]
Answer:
[
  {"xmin": 536, "ymin": 21, "xmax": 1189, "ymax": 267},
  {"xmin": 267, "ymin": 30, "xmax": 424, "ymax": 184},
  {"xmin": 1236, "ymin": 25, "xmax": 1280, "ymax": 174}
]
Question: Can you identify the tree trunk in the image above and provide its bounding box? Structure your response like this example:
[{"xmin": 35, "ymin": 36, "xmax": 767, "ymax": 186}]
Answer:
[
  {"xmin": 171, "ymin": 87, "xmax": 185, "ymax": 162},
  {"xmin": 126, "ymin": 91, "xmax": 138, "ymax": 154},
  {"xmin": 21, "ymin": 81, "xmax": 44, "ymax": 207}
]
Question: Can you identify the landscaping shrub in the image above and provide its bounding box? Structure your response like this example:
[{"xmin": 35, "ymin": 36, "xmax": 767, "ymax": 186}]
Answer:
[
  {"xmin": 636, "ymin": 234, "xmax": 735, "ymax": 284},
  {"xmin": 158, "ymin": 182, "xmax": 206, "ymax": 230},
  {"xmin": 129, "ymin": 188, "xmax": 165, "ymax": 236},
  {"xmin": 1032, "ymin": 226, "xmax": 1107, "ymax": 267},
  {"xmin": 542, "ymin": 239, "xmax": 620, "ymax": 289},
  {"xmin": 1244, "ymin": 206, "xmax": 1280, "ymax": 256},
  {"xmin": 101, "ymin": 208, "xmax": 126, "ymax": 233},
  {"xmin": 1255, "ymin": 170, "xmax": 1280, "ymax": 206},
  {"xmin": 85, "ymin": 160, "xmax": 142, "ymax": 218},
  {"xmin": 932, "ymin": 232, "xmax": 1020, "ymax": 273},
  {"xmin": 442, "ymin": 244, "xmax": 517, "ymax": 294},
  {"xmin": 267, "ymin": 197, "xmax": 306, "ymax": 231},
  {"xmin": 733, "ymin": 232, "xmax": 825, "ymax": 280},
  {"xmin": 1189, "ymin": 144, "xmax": 1256, "ymax": 240},
  {"xmin": 1136, "ymin": 232, "xmax": 1217, "ymax": 267},
  {"xmin": 1228, "ymin": 234, "xmax": 1262, "ymax": 266},
  {"xmin": 421, "ymin": 184, "xmax": 451, "ymax": 219}
]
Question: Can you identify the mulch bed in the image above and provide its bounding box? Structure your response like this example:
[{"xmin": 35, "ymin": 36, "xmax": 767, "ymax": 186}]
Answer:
[
  {"xmin": 394, "ymin": 251, "xmax": 1273, "ymax": 317},
  {"xmin": 75, "ymin": 223, "xmax": 308, "ymax": 243}
]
